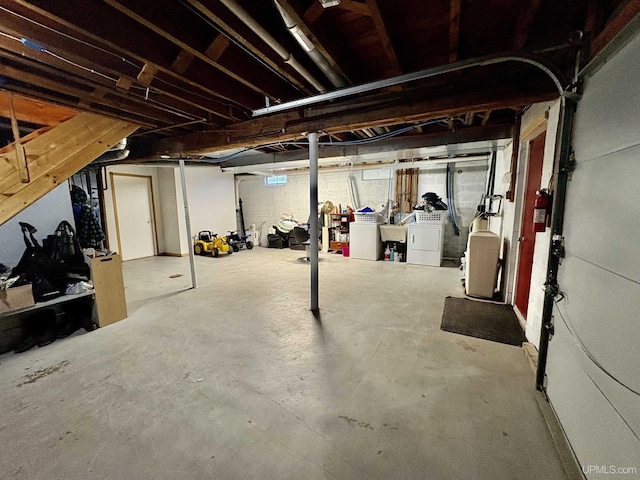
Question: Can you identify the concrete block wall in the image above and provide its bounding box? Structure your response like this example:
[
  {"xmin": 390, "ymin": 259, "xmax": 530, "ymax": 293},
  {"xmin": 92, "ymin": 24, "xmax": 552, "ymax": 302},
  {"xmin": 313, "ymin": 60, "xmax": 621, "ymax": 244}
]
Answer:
[
  {"xmin": 237, "ymin": 171, "xmax": 393, "ymax": 233},
  {"xmin": 418, "ymin": 161, "xmax": 490, "ymax": 259},
  {"xmin": 238, "ymin": 161, "xmax": 489, "ymax": 258}
]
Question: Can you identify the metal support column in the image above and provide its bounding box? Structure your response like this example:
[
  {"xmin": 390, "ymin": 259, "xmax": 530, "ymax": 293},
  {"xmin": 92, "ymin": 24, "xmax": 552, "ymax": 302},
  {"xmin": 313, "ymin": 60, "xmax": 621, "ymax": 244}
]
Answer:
[
  {"xmin": 179, "ymin": 160, "xmax": 198, "ymax": 289},
  {"xmin": 308, "ymin": 131, "xmax": 319, "ymax": 312}
]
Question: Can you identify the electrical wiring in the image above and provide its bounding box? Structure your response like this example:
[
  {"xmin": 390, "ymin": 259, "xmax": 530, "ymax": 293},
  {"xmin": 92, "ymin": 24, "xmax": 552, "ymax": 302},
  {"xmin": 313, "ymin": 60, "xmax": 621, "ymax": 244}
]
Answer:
[
  {"xmin": 0, "ymin": 5, "xmax": 141, "ymax": 70},
  {"xmin": 200, "ymin": 118, "xmax": 452, "ymax": 163},
  {"xmin": 0, "ymin": 5, "xmax": 250, "ymax": 116}
]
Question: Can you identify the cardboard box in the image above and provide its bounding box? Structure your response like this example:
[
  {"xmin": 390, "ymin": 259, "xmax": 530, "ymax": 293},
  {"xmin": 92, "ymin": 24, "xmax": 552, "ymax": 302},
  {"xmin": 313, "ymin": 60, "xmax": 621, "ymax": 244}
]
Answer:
[
  {"xmin": 0, "ymin": 285, "xmax": 35, "ymax": 314},
  {"xmin": 91, "ymin": 254, "xmax": 127, "ymax": 327}
]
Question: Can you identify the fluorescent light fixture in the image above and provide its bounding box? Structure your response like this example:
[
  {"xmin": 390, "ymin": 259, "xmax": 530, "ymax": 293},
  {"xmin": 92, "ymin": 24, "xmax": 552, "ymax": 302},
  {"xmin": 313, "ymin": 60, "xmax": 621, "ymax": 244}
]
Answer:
[{"xmin": 320, "ymin": 0, "xmax": 340, "ymax": 8}]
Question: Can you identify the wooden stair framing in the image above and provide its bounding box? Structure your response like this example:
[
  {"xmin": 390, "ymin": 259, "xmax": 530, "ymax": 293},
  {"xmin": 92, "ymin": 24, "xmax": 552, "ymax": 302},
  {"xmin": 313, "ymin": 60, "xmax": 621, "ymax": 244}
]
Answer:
[{"xmin": 0, "ymin": 112, "xmax": 139, "ymax": 225}]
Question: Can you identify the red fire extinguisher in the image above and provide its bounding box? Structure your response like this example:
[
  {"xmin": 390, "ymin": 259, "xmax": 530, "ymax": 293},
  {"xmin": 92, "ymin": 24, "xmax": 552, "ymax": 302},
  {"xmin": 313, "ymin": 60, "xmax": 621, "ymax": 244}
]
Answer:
[{"xmin": 533, "ymin": 189, "xmax": 551, "ymax": 233}]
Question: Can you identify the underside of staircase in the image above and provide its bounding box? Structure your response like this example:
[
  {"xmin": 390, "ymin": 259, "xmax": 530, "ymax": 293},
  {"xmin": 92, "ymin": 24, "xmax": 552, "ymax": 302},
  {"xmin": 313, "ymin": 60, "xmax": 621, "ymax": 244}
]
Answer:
[{"xmin": 0, "ymin": 99, "xmax": 138, "ymax": 226}]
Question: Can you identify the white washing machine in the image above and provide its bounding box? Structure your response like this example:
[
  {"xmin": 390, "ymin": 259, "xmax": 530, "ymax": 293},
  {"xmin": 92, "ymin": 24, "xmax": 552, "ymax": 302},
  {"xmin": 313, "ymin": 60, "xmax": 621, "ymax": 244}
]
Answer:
[
  {"xmin": 349, "ymin": 222, "xmax": 382, "ymax": 260},
  {"xmin": 406, "ymin": 223, "xmax": 444, "ymax": 266}
]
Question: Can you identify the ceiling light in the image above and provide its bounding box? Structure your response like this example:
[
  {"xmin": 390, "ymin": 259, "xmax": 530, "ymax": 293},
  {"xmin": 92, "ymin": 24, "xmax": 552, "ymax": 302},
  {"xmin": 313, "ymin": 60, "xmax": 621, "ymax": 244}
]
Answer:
[{"xmin": 320, "ymin": 0, "xmax": 340, "ymax": 8}]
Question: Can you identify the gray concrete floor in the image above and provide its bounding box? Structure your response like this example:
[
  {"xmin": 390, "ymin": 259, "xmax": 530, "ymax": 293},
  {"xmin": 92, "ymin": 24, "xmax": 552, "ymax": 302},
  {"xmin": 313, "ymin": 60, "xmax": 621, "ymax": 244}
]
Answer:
[{"xmin": 0, "ymin": 248, "xmax": 567, "ymax": 479}]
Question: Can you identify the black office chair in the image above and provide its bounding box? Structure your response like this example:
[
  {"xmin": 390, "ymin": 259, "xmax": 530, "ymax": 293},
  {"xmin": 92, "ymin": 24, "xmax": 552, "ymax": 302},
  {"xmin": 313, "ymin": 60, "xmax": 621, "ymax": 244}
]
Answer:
[{"xmin": 292, "ymin": 226, "xmax": 318, "ymax": 263}]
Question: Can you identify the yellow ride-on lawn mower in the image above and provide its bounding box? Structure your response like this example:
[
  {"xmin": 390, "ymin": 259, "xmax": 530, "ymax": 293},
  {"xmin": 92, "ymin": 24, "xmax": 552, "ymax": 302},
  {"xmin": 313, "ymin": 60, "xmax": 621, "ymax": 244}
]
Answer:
[{"xmin": 194, "ymin": 231, "xmax": 232, "ymax": 257}]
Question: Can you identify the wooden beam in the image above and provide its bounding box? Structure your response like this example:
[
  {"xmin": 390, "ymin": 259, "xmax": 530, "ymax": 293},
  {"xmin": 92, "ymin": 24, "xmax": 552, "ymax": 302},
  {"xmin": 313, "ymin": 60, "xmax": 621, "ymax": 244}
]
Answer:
[
  {"xmin": 6, "ymin": 93, "xmax": 30, "ymax": 183},
  {"xmin": 137, "ymin": 63, "xmax": 157, "ymax": 87},
  {"xmin": 304, "ymin": 2, "xmax": 325, "ymax": 25},
  {"xmin": 481, "ymin": 110, "xmax": 492, "ymax": 125},
  {"xmin": 0, "ymin": 63, "xmax": 175, "ymax": 127},
  {"xmin": 0, "ymin": 7, "xmax": 246, "ymax": 120},
  {"xmin": 0, "ymin": 113, "xmax": 138, "ymax": 225},
  {"xmin": 102, "ymin": 0, "xmax": 279, "ymax": 99},
  {"xmin": 339, "ymin": 0, "xmax": 371, "ymax": 16},
  {"xmin": 155, "ymin": 86, "xmax": 558, "ymax": 155},
  {"xmin": 512, "ymin": 0, "xmax": 543, "ymax": 50},
  {"xmin": 205, "ymin": 35, "xmax": 231, "ymax": 62},
  {"xmin": 449, "ymin": 0, "xmax": 461, "ymax": 63},
  {"xmin": 171, "ymin": 49, "xmax": 196, "ymax": 75},
  {"xmin": 116, "ymin": 77, "xmax": 133, "ymax": 90},
  {"xmin": 590, "ymin": 0, "xmax": 640, "ymax": 59},
  {"xmin": 6, "ymin": 0, "xmax": 262, "ymax": 108},
  {"xmin": 366, "ymin": 0, "xmax": 403, "ymax": 75},
  {"xmin": 506, "ymin": 109, "xmax": 522, "ymax": 202},
  {"xmin": 184, "ymin": 0, "xmax": 309, "ymax": 93}
]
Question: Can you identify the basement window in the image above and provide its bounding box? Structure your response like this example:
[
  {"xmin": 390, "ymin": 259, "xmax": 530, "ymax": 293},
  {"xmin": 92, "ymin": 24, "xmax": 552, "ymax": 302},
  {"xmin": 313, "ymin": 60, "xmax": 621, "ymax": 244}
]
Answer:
[
  {"xmin": 362, "ymin": 169, "xmax": 392, "ymax": 180},
  {"xmin": 265, "ymin": 175, "xmax": 287, "ymax": 186}
]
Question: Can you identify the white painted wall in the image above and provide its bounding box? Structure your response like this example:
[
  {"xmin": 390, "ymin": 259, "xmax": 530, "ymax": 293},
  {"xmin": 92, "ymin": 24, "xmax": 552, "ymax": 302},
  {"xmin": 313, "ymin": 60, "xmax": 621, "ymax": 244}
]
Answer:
[
  {"xmin": 103, "ymin": 165, "xmax": 236, "ymax": 258},
  {"xmin": 238, "ymin": 162, "xmax": 488, "ymax": 258},
  {"xmin": 0, "ymin": 184, "xmax": 74, "ymax": 268},
  {"xmin": 545, "ymin": 32, "xmax": 640, "ymax": 476},
  {"xmin": 157, "ymin": 167, "xmax": 186, "ymax": 255},
  {"xmin": 182, "ymin": 166, "xmax": 236, "ymax": 239}
]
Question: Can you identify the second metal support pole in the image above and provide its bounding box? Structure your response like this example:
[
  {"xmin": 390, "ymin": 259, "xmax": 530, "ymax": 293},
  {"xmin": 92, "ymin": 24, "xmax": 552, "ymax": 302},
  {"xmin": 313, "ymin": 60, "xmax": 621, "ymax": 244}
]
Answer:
[
  {"xmin": 309, "ymin": 131, "xmax": 319, "ymax": 312},
  {"xmin": 179, "ymin": 160, "xmax": 198, "ymax": 289}
]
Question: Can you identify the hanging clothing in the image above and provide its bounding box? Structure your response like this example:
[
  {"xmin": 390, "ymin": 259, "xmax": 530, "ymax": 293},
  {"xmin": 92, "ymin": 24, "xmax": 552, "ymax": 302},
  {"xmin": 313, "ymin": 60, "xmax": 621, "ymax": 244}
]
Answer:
[{"xmin": 70, "ymin": 185, "xmax": 105, "ymax": 249}]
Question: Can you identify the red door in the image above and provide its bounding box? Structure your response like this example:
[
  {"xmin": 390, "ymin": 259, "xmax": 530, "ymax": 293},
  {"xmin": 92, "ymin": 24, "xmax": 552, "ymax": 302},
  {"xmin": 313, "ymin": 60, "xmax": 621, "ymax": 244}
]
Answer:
[{"xmin": 515, "ymin": 131, "xmax": 546, "ymax": 318}]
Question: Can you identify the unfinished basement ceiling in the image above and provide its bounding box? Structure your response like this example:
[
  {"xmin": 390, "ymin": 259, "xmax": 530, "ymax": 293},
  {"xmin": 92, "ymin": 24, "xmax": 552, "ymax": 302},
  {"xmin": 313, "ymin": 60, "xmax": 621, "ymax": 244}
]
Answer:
[{"xmin": 0, "ymin": 0, "xmax": 628, "ymax": 167}]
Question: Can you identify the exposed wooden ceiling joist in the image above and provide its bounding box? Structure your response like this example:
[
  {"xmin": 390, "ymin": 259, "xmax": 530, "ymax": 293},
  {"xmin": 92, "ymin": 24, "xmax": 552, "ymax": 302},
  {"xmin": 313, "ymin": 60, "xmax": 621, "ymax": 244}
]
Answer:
[
  {"xmin": 449, "ymin": 0, "xmax": 461, "ymax": 63},
  {"xmin": 183, "ymin": 0, "xmax": 311, "ymax": 94},
  {"xmin": 3, "ymin": 0, "xmax": 263, "ymax": 107},
  {"xmin": 155, "ymin": 84, "xmax": 558, "ymax": 156},
  {"xmin": 339, "ymin": 0, "xmax": 371, "ymax": 17},
  {"xmin": 512, "ymin": 0, "xmax": 543, "ymax": 50},
  {"xmin": 365, "ymin": 0, "xmax": 403, "ymax": 76}
]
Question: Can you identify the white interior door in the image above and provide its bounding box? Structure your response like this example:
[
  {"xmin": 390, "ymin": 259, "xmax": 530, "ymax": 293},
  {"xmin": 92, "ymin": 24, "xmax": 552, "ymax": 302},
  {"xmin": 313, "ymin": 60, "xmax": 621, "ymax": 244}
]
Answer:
[{"xmin": 112, "ymin": 174, "xmax": 156, "ymax": 261}]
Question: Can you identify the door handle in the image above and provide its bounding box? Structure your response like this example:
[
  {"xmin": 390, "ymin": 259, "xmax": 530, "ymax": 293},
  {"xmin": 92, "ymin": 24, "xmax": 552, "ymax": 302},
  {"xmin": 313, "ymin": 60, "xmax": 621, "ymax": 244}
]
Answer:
[{"xmin": 518, "ymin": 236, "xmax": 525, "ymax": 242}]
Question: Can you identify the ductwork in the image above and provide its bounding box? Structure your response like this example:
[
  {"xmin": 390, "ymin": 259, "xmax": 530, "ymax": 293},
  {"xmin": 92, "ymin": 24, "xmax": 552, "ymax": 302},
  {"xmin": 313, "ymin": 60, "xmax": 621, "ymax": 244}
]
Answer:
[
  {"xmin": 218, "ymin": 0, "xmax": 327, "ymax": 93},
  {"xmin": 273, "ymin": 1, "xmax": 347, "ymax": 89}
]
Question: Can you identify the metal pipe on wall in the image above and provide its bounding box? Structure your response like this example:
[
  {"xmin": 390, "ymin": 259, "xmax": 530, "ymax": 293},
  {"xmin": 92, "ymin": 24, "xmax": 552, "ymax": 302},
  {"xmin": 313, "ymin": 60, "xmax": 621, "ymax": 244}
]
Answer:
[{"xmin": 308, "ymin": 131, "xmax": 319, "ymax": 312}]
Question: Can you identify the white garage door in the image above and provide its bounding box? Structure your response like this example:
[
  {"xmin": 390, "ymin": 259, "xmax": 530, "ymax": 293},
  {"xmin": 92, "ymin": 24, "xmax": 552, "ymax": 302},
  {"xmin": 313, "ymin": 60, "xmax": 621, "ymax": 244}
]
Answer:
[{"xmin": 545, "ymin": 32, "xmax": 640, "ymax": 477}]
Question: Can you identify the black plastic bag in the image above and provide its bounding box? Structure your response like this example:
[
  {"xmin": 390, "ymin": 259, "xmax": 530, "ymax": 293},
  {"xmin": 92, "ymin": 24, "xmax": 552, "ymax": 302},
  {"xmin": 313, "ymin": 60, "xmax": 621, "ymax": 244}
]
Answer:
[
  {"xmin": 46, "ymin": 221, "xmax": 90, "ymax": 280},
  {"xmin": 13, "ymin": 223, "xmax": 67, "ymax": 302}
]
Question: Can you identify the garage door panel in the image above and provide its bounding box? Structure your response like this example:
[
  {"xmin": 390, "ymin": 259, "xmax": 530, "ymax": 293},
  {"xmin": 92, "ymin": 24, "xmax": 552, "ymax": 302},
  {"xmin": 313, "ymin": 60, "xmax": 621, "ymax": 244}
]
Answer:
[
  {"xmin": 556, "ymin": 256, "xmax": 640, "ymax": 394},
  {"xmin": 562, "ymin": 145, "xmax": 640, "ymax": 284},
  {"xmin": 572, "ymin": 34, "xmax": 640, "ymax": 163},
  {"xmin": 546, "ymin": 317, "xmax": 640, "ymax": 474}
]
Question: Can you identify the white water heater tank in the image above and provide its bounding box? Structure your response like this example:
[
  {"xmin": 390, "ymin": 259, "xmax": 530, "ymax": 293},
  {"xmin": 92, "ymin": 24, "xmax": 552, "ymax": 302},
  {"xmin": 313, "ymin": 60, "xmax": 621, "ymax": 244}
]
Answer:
[{"xmin": 465, "ymin": 231, "xmax": 500, "ymax": 299}]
